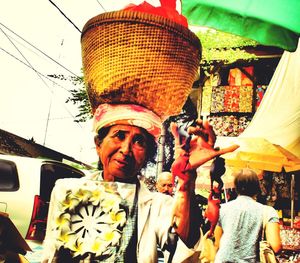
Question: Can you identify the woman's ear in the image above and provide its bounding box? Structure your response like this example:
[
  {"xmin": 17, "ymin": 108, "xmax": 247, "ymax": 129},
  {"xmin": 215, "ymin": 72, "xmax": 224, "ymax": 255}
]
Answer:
[
  {"xmin": 94, "ymin": 135, "xmax": 101, "ymax": 146},
  {"xmin": 94, "ymin": 135, "xmax": 102, "ymax": 157}
]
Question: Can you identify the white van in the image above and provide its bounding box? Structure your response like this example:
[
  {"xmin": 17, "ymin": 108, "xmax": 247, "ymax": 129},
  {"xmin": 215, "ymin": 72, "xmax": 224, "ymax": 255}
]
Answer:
[{"xmin": 0, "ymin": 154, "xmax": 85, "ymax": 242}]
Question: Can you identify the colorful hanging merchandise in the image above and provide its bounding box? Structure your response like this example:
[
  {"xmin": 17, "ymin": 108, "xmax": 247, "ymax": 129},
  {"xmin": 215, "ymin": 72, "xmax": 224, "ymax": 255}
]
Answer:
[
  {"xmin": 223, "ymin": 86, "xmax": 240, "ymax": 112},
  {"xmin": 228, "ymin": 67, "xmax": 254, "ymax": 86},
  {"xmin": 256, "ymin": 85, "xmax": 268, "ymax": 110},
  {"xmin": 208, "ymin": 115, "xmax": 251, "ymax": 137},
  {"xmin": 211, "ymin": 86, "xmax": 225, "ymax": 113},
  {"xmin": 239, "ymin": 86, "xmax": 253, "ymax": 112},
  {"xmin": 201, "ymin": 86, "xmax": 213, "ymax": 115}
]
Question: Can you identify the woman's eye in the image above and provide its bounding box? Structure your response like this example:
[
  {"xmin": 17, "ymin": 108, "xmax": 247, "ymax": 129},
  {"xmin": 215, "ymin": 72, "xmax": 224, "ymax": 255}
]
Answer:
[
  {"xmin": 133, "ymin": 135, "xmax": 146, "ymax": 148},
  {"xmin": 115, "ymin": 131, "xmax": 126, "ymax": 140}
]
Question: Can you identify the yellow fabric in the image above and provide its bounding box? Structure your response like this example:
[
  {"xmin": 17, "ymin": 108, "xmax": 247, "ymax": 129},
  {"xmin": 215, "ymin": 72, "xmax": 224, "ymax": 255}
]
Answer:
[
  {"xmin": 199, "ymin": 232, "xmax": 216, "ymax": 263},
  {"xmin": 216, "ymin": 137, "xmax": 300, "ymax": 172}
]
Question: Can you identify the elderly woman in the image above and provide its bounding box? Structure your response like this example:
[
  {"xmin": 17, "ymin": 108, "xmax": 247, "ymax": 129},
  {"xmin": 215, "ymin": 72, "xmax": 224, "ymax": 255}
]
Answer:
[
  {"xmin": 42, "ymin": 103, "xmax": 238, "ymax": 263},
  {"xmin": 42, "ymin": 3, "xmax": 240, "ymax": 262}
]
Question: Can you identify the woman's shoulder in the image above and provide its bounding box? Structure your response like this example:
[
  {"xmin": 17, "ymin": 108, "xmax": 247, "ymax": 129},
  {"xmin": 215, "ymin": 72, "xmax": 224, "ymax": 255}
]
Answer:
[
  {"xmin": 220, "ymin": 196, "xmax": 266, "ymax": 215},
  {"xmin": 55, "ymin": 176, "xmax": 88, "ymax": 186},
  {"xmin": 53, "ymin": 176, "xmax": 100, "ymax": 193},
  {"xmin": 262, "ymin": 204, "xmax": 280, "ymax": 222}
]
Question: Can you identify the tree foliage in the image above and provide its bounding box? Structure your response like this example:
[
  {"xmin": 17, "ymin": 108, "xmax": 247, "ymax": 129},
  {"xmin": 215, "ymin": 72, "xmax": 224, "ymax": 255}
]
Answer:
[
  {"xmin": 196, "ymin": 28, "xmax": 258, "ymax": 67},
  {"xmin": 48, "ymin": 74, "xmax": 93, "ymax": 122},
  {"xmin": 66, "ymin": 85, "xmax": 92, "ymax": 123}
]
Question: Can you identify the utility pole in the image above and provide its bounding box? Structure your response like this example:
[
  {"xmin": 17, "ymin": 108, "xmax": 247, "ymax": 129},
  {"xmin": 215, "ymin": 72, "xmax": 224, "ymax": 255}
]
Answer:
[
  {"xmin": 43, "ymin": 99, "xmax": 52, "ymax": 146},
  {"xmin": 156, "ymin": 124, "xmax": 166, "ymax": 178}
]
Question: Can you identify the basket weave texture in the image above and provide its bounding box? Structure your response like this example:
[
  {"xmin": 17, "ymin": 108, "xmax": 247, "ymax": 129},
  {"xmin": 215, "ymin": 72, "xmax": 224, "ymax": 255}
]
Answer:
[{"xmin": 81, "ymin": 10, "xmax": 201, "ymax": 120}]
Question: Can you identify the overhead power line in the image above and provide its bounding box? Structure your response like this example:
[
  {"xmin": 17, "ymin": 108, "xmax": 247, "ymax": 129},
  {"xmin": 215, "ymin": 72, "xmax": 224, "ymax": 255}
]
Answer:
[
  {"xmin": 0, "ymin": 45, "xmax": 81, "ymax": 128},
  {"xmin": 0, "ymin": 25, "xmax": 82, "ymax": 129},
  {"xmin": 0, "ymin": 46, "xmax": 68, "ymax": 91},
  {"xmin": 48, "ymin": 0, "xmax": 82, "ymax": 33},
  {"xmin": 0, "ymin": 22, "xmax": 79, "ymax": 77},
  {"xmin": 0, "ymin": 27, "xmax": 51, "ymax": 91},
  {"xmin": 96, "ymin": 0, "xmax": 106, "ymax": 12}
]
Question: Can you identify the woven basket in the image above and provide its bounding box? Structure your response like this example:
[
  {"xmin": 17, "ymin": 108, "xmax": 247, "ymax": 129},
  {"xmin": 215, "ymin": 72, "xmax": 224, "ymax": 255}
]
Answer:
[{"xmin": 81, "ymin": 10, "xmax": 201, "ymax": 120}]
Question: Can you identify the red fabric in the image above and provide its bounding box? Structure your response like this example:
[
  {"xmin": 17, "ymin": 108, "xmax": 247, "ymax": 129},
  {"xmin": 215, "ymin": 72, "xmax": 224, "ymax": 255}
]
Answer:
[
  {"xmin": 224, "ymin": 86, "xmax": 240, "ymax": 112},
  {"xmin": 123, "ymin": 1, "xmax": 188, "ymax": 27},
  {"xmin": 204, "ymin": 191, "xmax": 221, "ymax": 236},
  {"xmin": 228, "ymin": 66, "xmax": 254, "ymax": 86}
]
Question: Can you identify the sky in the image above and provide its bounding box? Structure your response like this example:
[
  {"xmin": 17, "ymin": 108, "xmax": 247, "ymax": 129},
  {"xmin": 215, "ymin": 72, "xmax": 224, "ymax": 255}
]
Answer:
[{"xmin": 0, "ymin": 0, "xmax": 170, "ymax": 165}]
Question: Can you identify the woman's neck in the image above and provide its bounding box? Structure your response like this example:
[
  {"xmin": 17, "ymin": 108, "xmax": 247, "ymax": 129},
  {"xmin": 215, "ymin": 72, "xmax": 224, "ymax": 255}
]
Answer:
[{"xmin": 103, "ymin": 173, "xmax": 138, "ymax": 184}]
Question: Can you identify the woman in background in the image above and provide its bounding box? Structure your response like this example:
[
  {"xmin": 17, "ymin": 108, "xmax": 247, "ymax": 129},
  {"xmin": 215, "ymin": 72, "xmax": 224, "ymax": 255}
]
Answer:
[{"xmin": 214, "ymin": 168, "xmax": 282, "ymax": 263}]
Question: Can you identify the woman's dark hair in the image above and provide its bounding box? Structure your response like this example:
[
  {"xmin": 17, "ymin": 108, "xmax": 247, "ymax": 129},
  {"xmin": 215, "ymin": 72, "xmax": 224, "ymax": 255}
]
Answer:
[
  {"xmin": 234, "ymin": 168, "xmax": 261, "ymax": 197},
  {"xmin": 94, "ymin": 126, "xmax": 157, "ymax": 170}
]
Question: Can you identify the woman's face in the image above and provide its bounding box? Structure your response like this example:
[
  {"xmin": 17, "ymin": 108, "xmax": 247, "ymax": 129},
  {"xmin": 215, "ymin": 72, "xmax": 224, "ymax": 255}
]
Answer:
[{"xmin": 96, "ymin": 125, "xmax": 148, "ymax": 182}]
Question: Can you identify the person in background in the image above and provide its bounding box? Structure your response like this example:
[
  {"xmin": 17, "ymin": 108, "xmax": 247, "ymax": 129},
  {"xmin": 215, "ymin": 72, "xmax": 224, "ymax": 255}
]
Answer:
[
  {"xmin": 156, "ymin": 171, "xmax": 174, "ymax": 196},
  {"xmin": 214, "ymin": 168, "xmax": 282, "ymax": 263}
]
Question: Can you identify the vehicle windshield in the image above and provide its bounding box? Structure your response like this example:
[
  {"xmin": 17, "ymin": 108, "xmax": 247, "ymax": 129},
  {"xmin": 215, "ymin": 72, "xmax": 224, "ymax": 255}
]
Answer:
[
  {"xmin": 40, "ymin": 162, "xmax": 84, "ymax": 202},
  {"xmin": 0, "ymin": 159, "xmax": 19, "ymax": 191}
]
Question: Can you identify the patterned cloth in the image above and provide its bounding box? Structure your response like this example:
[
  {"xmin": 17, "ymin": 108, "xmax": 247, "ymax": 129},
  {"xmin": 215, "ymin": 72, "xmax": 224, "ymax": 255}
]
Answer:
[
  {"xmin": 239, "ymin": 86, "xmax": 253, "ymax": 112},
  {"xmin": 211, "ymin": 86, "xmax": 225, "ymax": 113},
  {"xmin": 116, "ymin": 188, "xmax": 138, "ymax": 263},
  {"xmin": 215, "ymin": 196, "xmax": 279, "ymax": 263},
  {"xmin": 208, "ymin": 115, "xmax": 251, "ymax": 136},
  {"xmin": 201, "ymin": 86, "xmax": 213, "ymax": 115},
  {"xmin": 93, "ymin": 103, "xmax": 162, "ymax": 140},
  {"xmin": 210, "ymin": 86, "xmax": 253, "ymax": 113},
  {"xmin": 224, "ymin": 86, "xmax": 240, "ymax": 112}
]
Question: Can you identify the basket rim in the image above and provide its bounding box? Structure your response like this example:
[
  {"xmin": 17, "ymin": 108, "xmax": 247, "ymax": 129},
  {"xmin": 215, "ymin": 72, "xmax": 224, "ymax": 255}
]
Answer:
[{"xmin": 81, "ymin": 10, "xmax": 201, "ymax": 49}]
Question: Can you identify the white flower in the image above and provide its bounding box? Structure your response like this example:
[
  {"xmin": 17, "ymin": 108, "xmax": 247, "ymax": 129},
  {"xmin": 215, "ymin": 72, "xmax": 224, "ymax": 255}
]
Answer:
[
  {"xmin": 55, "ymin": 212, "xmax": 71, "ymax": 232},
  {"xmin": 66, "ymin": 237, "xmax": 85, "ymax": 258},
  {"xmin": 73, "ymin": 188, "xmax": 92, "ymax": 204},
  {"xmin": 89, "ymin": 188, "xmax": 104, "ymax": 206},
  {"xmin": 87, "ymin": 236, "xmax": 108, "ymax": 257},
  {"xmin": 99, "ymin": 227, "xmax": 122, "ymax": 246},
  {"xmin": 98, "ymin": 209, "xmax": 126, "ymax": 228},
  {"xmin": 100, "ymin": 193, "xmax": 122, "ymax": 213},
  {"xmin": 60, "ymin": 192, "xmax": 80, "ymax": 212},
  {"xmin": 54, "ymin": 182, "xmax": 128, "ymax": 259},
  {"xmin": 56, "ymin": 230, "xmax": 76, "ymax": 248}
]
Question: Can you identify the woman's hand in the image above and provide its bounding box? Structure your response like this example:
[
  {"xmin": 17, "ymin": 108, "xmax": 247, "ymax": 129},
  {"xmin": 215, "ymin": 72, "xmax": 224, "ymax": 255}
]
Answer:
[
  {"xmin": 171, "ymin": 119, "xmax": 239, "ymax": 172},
  {"xmin": 170, "ymin": 119, "xmax": 239, "ymax": 244}
]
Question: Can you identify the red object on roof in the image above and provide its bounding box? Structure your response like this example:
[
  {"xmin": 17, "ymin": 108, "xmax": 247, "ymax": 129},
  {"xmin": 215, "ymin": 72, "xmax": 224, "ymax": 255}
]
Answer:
[{"xmin": 123, "ymin": 0, "xmax": 188, "ymax": 27}]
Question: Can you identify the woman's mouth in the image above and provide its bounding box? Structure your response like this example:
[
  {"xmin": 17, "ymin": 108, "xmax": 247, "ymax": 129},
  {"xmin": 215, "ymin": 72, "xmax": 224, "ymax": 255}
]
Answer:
[{"xmin": 114, "ymin": 159, "xmax": 130, "ymax": 168}]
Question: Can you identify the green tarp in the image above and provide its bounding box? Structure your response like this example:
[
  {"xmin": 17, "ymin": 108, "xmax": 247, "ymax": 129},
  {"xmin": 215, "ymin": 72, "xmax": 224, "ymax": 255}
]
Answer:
[{"xmin": 182, "ymin": 0, "xmax": 300, "ymax": 51}]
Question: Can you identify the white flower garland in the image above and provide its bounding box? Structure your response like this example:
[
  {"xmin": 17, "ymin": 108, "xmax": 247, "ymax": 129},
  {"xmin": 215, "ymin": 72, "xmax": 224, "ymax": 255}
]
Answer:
[{"xmin": 53, "ymin": 181, "xmax": 127, "ymax": 259}]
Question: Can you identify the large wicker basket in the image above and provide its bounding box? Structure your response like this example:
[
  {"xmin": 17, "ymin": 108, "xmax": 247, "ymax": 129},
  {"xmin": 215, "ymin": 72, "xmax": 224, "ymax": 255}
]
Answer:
[{"xmin": 81, "ymin": 10, "xmax": 201, "ymax": 120}]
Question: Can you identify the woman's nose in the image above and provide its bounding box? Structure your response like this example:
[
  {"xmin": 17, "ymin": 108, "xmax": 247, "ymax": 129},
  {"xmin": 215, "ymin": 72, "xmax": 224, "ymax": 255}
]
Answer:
[{"xmin": 120, "ymin": 139, "xmax": 132, "ymax": 155}]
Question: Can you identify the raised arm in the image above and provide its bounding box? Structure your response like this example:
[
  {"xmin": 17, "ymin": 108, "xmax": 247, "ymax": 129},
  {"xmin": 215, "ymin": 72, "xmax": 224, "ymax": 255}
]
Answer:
[{"xmin": 170, "ymin": 119, "xmax": 239, "ymax": 246}]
